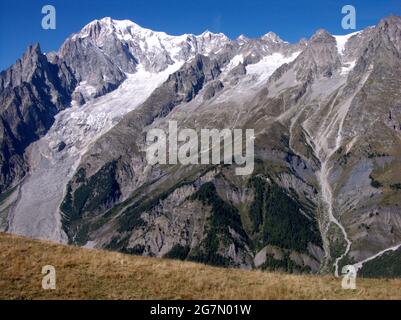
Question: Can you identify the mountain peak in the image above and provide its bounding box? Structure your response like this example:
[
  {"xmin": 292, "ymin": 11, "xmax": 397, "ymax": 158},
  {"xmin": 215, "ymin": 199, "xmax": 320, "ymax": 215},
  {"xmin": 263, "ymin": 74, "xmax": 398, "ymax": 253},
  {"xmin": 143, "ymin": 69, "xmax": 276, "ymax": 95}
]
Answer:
[
  {"xmin": 377, "ymin": 14, "xmax": 401, "ymax": 53},
  {"xmin": 0, "ymin": 43, "xmax": 44, "ymax": 89},
  {"xmin": 298, "ymin": 38, "xmax": 308, "ymax": 46},
  {"xmin": 377, "ymin": 14, "xmax": 401, "ymax": 34},
  {"xmin": 379, "ymin": 14, "xmax": 401, "ymax": 27},
  {"xmin": 75, "ymin": 17, "xmax": 231, "ymax": 43},
  {"xmin": 312, "ymin": 29, "xmax": 332, "ymax": 37},
  {"xmin": 19, "ymin": 43, "xmax": 43, "ymax": 63},
  {"xmin": 262, "ymin": 31, "xmax": 285, "ymax": 43},
  {"xmin": 236, "ymin": 34, "xmax": 250, "ymax": 44},
  {"xmin": 82, "ymin": 17, "xmax": 145, "ymax": 31},
  {"xmin": 27, "ymin": 43, "xmax": 42, "ymax": 54},
  {"xmin": 237, "ymin": 34, "xmax": 249, "ymax": 40},
  {"xmin": 21, "ymin": 43, "xmax": 46, "ymax": 68},
  {"xmin": 73, "ymin": 17, "xmax": 148, "ymax": 41},
  {"xmin": 310, "ymin": 29, "xmax": 336, "ymax": 44},
  {"xmin": 198, "ymin": 30, "xmax": 229, "ymax": 41},
  {"xmin": 97, "ymin": 17, "xmax": 143, "ymax": 31}
]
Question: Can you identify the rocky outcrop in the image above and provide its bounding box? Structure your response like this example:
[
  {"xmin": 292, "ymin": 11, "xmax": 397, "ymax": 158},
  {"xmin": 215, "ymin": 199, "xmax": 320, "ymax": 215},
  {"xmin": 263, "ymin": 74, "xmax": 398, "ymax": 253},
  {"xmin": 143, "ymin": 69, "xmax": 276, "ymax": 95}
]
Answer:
[{"xmin": 0, "ymin": 44, "xmax": 76, "ymax": 193}]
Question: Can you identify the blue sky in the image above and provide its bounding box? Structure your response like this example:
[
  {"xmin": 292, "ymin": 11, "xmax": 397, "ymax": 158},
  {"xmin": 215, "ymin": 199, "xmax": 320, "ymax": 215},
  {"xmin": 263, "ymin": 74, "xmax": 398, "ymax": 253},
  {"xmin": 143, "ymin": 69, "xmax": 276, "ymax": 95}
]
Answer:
[{"xmin": 1, "ymin": 0, "xmax": 400, "ymax": 71}]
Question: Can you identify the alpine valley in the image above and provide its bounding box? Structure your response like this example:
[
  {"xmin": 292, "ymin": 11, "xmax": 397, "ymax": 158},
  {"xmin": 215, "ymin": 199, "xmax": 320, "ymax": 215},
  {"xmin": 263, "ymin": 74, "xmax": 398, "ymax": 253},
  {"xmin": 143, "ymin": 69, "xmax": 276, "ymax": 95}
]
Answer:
[{"xmin": 1, "ymin": 15, "xmax": 401, "ymax": 278}]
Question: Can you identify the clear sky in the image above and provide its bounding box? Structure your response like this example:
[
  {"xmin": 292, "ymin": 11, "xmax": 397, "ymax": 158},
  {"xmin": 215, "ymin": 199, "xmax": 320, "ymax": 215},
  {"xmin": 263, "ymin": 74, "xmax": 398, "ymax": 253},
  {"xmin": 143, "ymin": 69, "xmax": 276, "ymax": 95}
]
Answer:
[{"xmin": 1, "ymin": 0, "xmax": 401, "ymax": 71}]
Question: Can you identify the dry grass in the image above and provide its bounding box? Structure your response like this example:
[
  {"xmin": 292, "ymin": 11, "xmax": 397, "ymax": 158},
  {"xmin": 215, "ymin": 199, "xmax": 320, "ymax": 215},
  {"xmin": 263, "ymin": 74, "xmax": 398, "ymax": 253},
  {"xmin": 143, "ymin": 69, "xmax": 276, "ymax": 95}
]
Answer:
[{"xmin": 0, "ymin": 232, "xmax": 400, "ymax": 300}]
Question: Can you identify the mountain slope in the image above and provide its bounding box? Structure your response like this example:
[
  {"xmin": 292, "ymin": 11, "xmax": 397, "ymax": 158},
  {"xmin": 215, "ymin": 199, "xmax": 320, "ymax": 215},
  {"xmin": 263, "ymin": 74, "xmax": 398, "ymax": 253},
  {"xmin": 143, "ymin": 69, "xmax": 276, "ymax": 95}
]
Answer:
[
  {"xmin": 57, "ymin": 16, "xmax": 401, "ymax": 275},
  {"xmin": 1, "ymin": 19, "xmax": 236, "ymax": 241},
  {"xmin": 1, "ymin": 16, "xmax": 401, "ymax": 277},
  {"xmin": 1, "ymin": 233, "xmax": 401, "ymax": 300},
  {"xmin": 0, "ymin": 43, "xmax": 75, "ymax": 194}
]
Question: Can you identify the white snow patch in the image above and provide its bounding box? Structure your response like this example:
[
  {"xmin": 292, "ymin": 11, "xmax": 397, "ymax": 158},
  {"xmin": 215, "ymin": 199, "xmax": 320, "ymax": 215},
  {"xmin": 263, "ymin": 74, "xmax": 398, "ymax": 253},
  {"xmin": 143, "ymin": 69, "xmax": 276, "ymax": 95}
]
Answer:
[
  {"xmin": 246, "ymin": 51, "xmax": 300, "ymax": 83},
  {"xmin": 334, "ymin": 31, "xmax": 361, "ymax": 55},
  {"xmin": 262, "ymin": 32, "xmax": 287, "ymax": 44},
  {"xmin": 72, "ymin": 18, "xmax": 230, "ymax": 63},
  {"xmin": 341, "ymin": 60, "xmax": 356, "ymax": 75},
  {"xmin": 224, "ymin": 54, "xmax": 244, "ymax": 71},
  {"xmin": 74, "ymin": 81, "xmax": 97, "ymax": 99}
]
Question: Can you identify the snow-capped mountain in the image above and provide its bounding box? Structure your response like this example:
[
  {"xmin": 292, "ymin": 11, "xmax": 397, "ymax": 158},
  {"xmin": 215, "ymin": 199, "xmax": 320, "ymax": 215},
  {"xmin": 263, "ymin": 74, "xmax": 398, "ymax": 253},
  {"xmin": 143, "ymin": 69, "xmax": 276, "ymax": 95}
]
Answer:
[
  {"xmin": 1, "ymin": 15, "xmax": 401, "ymax": 278},
  {"xmin": 58, "ymin": 18, "xmax": 232, "ymax": 102}
]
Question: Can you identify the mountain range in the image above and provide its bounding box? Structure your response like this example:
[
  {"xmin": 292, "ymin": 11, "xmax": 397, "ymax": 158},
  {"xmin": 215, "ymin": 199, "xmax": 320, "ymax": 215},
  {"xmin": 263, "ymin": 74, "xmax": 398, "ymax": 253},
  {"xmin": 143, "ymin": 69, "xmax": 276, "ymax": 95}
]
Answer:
[{"xmin": 1, "ymin": 15, "xmax": 401, "ymax": 277}]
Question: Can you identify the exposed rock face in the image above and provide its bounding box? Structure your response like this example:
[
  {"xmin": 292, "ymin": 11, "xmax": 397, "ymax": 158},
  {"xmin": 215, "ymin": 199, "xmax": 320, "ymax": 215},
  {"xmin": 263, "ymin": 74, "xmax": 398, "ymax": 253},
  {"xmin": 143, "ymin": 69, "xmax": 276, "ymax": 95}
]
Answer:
[
  {"xmin": 293, "ymin": 29, "xmax": 341, "ymax": 79},
  {"xmin": 203, "ymin": 80, "xmax": 224, "ymax": 100},
  {"xmin": 2, "ymin": 16, "xmax": 401, "ymax": 276},
  {"xmin": 0, "ymin": 44, "xmax": 75, "ymax": 193},
  {"xmin": 57, "ymin": 18, "xmax": 232, "ymax": 103},
  {"xmin": 58, "ymin": 36, "xmax": 127, "ymax": 101}
]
